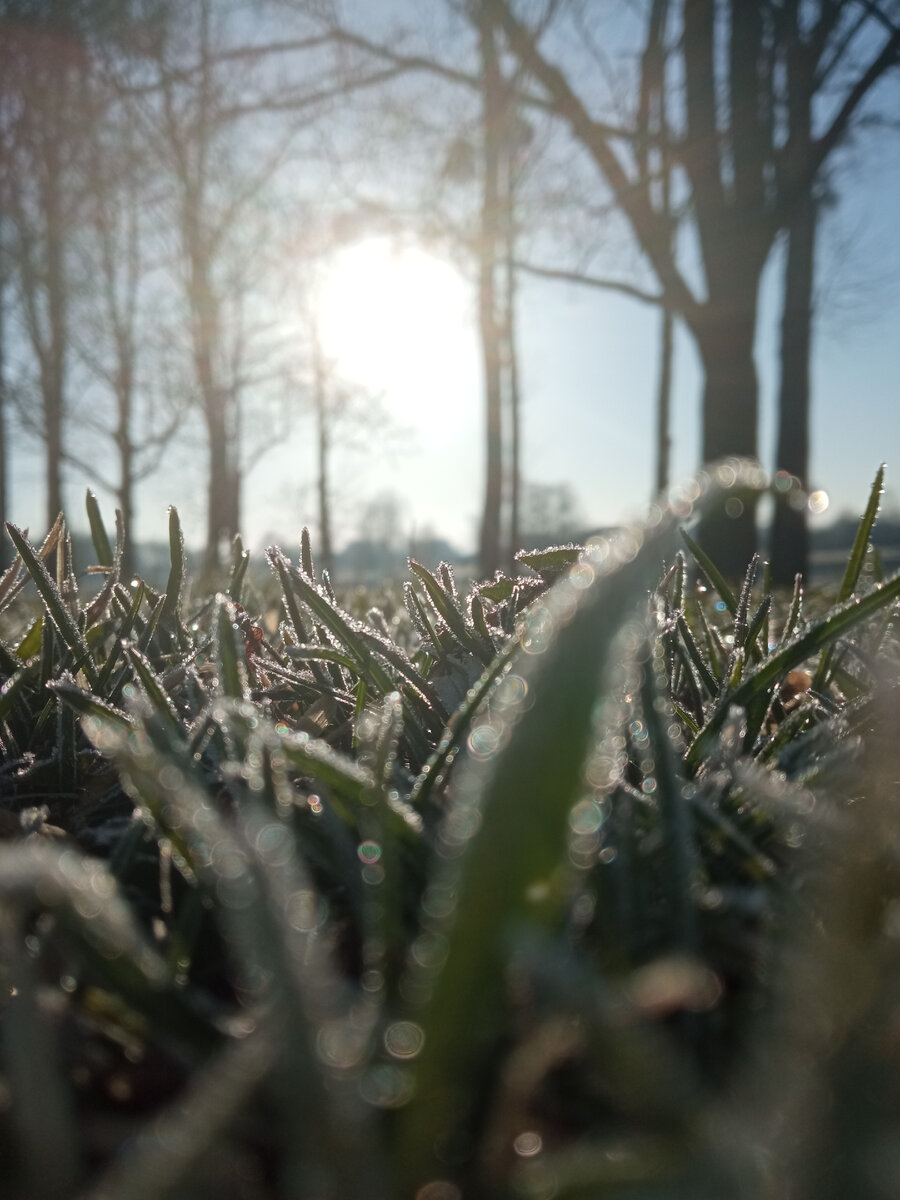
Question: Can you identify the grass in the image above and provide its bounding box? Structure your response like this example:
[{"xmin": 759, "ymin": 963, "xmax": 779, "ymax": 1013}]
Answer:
[{"xmin": 0, "ymin": 463, "xmax": 899, "ymax": 1199}]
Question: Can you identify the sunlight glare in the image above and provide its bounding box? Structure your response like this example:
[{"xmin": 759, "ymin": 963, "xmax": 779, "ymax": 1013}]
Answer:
[{"xmin": 315, "ymin": 238, "xmax": 476, "ymax": 426}]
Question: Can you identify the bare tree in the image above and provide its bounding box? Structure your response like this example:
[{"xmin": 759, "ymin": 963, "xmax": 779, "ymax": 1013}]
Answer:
[
  {"xmin": 68, "ymin": 84, "xmax": 183, "ymax": 574},
  {"xmin": 491, "ymin": 0, "xmax": 900, "ymax": 574}
]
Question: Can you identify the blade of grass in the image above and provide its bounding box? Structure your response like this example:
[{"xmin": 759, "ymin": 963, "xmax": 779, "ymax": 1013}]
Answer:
[
  {"xmin": 687, "ymin": 570, "xmax": 900, "ymax": 771},
  {"xmin": 86, "ymin": 488, "xmax": 114, "ymax": 567},
  {"xmin": 5, "ymin": 523, "xmax": 99, "ymax": 690}
]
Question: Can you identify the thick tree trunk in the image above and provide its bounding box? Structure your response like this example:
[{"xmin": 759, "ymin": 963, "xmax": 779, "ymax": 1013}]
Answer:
[
  {"xmin": 693, "ymin": 300, "xmax": 760, "ymax": 576},
  {"xmin": 770, "ymin": 20, "xmax": 817, "ymax": 586},
  {"xmin": 770, "ymin": 195, "xmax": 816, "ymax": 584},
  {"xmin": 477, "ymin": 0, "xmax": 505, "ymax": 579}
]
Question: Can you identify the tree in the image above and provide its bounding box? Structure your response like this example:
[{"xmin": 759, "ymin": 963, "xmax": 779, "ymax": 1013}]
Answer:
[
  {"xmin": 0, "ymin": 0, "xmax": 166, "ymax": 534},
  {"xmin": 492, "ymin": 0, "xmax": 900, "ymax": 574},
  {"xmin": 69, "ymin": 85, "xmax": 183, "ymax": 575},
  {"xmin": 0, "ymin": 6, "xmax": 91, "ymax": 529},
  {"xmin": 768, "ymin": 2, "xmax": 900, "ymax": 581}
]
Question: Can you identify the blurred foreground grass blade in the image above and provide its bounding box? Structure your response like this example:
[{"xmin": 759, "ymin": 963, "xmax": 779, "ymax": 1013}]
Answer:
[
  {"xmin": 276, "ymin": 725, "xmax": 376, "ymax": 802},
  {"xmin": 5, "ymin": 523, "xmax": 99, "ymax": 691},
  {"xmin": 706, "ymin": 681, "xmax": 900, "ymax": 1198},
  {"xmin": 90, "ymin": 707, "xmax": 379, "ymax": 1196},
  {"xmin": 686, "ymin": 570, "xmax": 900, "ymax": 771},
  {"xmin": 1, "ymin": 910, "xmax": 81, "ymax": 1200},
  {"xmin": 641, "ymin": 626, "xmax": 698, "ymax": 954},
  {"xmin": 82, "ymin": 1025, "xmax": 275, "ymax": 1200},
  {"xmin": 395, "ymin": 520, "xmax": 679, "ymax": 1193}
]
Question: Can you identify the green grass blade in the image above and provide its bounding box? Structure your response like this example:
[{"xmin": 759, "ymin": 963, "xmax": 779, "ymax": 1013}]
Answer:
[
  {"xmin": 1, "ymin": 911, "xmax": 81, "ymax": 1200},
  {"xmin": 159, "ymin": 506, "xmax": 185, "ymax": 638},
  {"xmin": 675, "ymin": 613, "xmax": 718, "ymax": 697},
  {"xmin": 227, "ymin": 536, "xmax": 249, "ymax": 604},
  {"xmin": 837, "ymin": 464, "xmax": 884, "ymax": 604},
  {"xmin": 280, "ymin": 557, "xmax": 396, "ymax": 695},
  {"xmin": 395, "ymin": 519, "xmax": 678, "ymax": 1192},
  {"xmin": 409, "ymin": 633, "xmax": 521, "ymax": 810},
  {"xmin": 300, "ymin": 526, "xmax": 316, "ymax": 579},
  {"xmin": 216, "ymin": 597, "xmax": 250, "ymax": 700},
  {"xmin": 97, "ymin": 581, "xmax": 145, "ymax": 693},
  {"xmin": 85, "ymin": 488, "xmax": 114, "ymax": 567},
  {"xmin": 681, "ymin": 528, "xmax": 738, "ymax": 616},
  {"xmin": 408, "ymin": 559, "xmax": 494, "ymax": 666},
  {"xmin": 49, "ymin": 676, "xmax": 133, "ymax": 731},
  {"xmin": 124, "ymin": 645, "xmax": 184, "ymax": 733},
  {"xmin": 812, "ymin": 465, "xmax": 885, "ymax": 692},
  {"xmin": 276, "ymin": 726, "xmax": 376, "ymax": 802},
  {"xmin": 5, "ymin": 523, "xmax": 99, "ymax": 690},
  {"xmin": 687, "ymin": 570, "xmax": 900, "ymax": 771}
]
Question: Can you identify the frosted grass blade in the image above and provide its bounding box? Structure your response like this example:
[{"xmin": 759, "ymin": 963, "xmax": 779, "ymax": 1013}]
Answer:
[
  {"xmin": 216, "ymin": 597, "xmax": 249, "ymax": 700},
  {"xmin": 681, "ymin": 528, "xmax": 738, "ymax": 615},
  {"xmin": 85, "ymin": 488, "xmax": 113, "ymax": 567},
  {"xmin": 408, "ymin": 559, "xmax": 494, "ymax": 666},
  {"xmin": 409, "ymin": 633, "xmax": 521, "ymax": 810},
  {"xmin": 813, "ymin": 465, "xmax": 885, "ymax": 692},
  {"xmin": 5, "ymin": 523, "xmax": 99, "ymax": 690},
  {"xmin": 159, "ymin": 506, "xmax": 185, "ymax": 638},
  {"xmin": 687, "ymin": 570, "xmax": 900, "ymax": 771}
]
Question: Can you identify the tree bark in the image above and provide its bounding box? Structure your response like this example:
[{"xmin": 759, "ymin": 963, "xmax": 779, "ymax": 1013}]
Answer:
[
  {"xmin": 770, "ymin": 196, "xmax": 815, "ymax": 584},
  {"xmin": 477, "ymin": 0, "xmax": 505, "ymax": 579},
  {"xmin": 770, "ymin": 17, "xmax": 817, "ymax": 585},
  {"xmin": 692, "ymin": 294, "xmax": 761, "ymax": 576}
]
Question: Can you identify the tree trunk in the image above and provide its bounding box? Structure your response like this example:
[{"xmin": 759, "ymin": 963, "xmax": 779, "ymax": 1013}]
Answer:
[
  {"xmin": 477, "ymin": 0, "xmax": 505, "ymax": 579},
  {"xmin": 503, "ymin": 183, "xmax": 521, "ymax": 563},
  {"xmin": 770, "ymin": 194, "xmax": 816, "ymax": 585},
  {"xmin": 770, "ymin": 20, "xmax": 817, "ymax": 586},
  {"xmin": 655, "ymin": 306, "xmax": 673, "ymax": 497},
  {"xmin": 116, "ymin": 389, "xmax": 136, "ymax": 578},
  {"xmin": 204, "ymin": 408, "xmax": 230, "ymax": 574},
  {"xmin": 693, "ymin": 298, "xmax": 761, "ymax": 577},
  {"xmin": 314, "ymin": 343, "xmax": 333, "ymax": 574}
]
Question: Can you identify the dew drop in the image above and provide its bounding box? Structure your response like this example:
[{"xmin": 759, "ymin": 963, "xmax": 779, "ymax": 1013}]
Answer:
[
  {"xmin": 384, "ymin": 1020, "xmax": 425, "ymax": 1060},
  {"xmin": 514, "ymin": 1131, "xmax": 543, "ymax": 1157}
]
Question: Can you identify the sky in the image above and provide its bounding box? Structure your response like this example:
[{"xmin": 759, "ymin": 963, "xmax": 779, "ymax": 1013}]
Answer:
[{"xmin": 4, "ymin": 4, "xmax": 900, "ymax": 560}]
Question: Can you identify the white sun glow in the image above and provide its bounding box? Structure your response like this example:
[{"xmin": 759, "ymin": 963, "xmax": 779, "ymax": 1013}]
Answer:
[{"xmin": 314, "ymin": 238, "xmax": 476, "ymax": 425}]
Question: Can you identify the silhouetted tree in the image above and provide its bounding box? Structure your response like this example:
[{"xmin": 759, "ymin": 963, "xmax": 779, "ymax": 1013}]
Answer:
[{"xmin": 494, "ymin": 0, "xmax": 900, "ymax": 574}]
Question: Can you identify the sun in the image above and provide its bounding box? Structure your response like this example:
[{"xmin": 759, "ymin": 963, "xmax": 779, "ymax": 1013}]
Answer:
[{"xmin": 314, "ymin": 237, "xmax": 477, "ymax": 427}]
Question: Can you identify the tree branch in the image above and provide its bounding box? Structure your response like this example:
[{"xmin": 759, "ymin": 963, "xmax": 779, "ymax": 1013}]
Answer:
[{"xmin": 513, "ymin": 259, "xmax": 663, "ymax": 306}]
